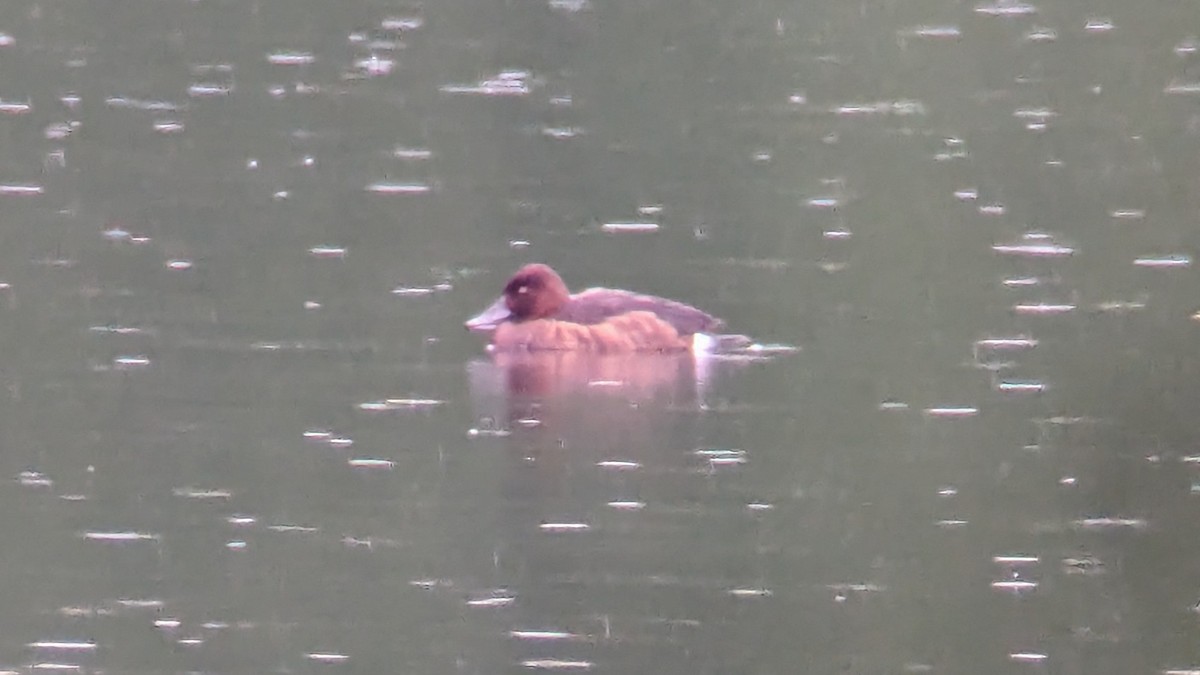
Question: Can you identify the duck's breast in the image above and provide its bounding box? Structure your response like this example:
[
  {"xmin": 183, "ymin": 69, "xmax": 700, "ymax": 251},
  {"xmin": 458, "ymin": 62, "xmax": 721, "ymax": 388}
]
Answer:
[{"xmin": 492, "ymin": 311, "xmax": 690, "ymax": 353}]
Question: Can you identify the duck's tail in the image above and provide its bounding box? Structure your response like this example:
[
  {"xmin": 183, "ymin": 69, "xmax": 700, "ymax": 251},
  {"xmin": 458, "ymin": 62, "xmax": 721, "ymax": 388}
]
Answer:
[{"xmin": 692, "ymin": 333, "xmax": 754, "ymax": 354}]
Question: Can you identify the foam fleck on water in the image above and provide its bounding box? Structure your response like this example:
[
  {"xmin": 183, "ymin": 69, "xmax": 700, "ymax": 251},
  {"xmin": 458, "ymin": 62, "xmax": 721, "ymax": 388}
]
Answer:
[
  {"xmin": 267, "ymin": 524, "xmax": 319, "ymax": 533},
  {"xmin": 305, "ymin": 653, "xmax": 350, "ymax": 663},
  {"xmin": 539, "ymin": 522, "xmax": 590, "ymax": 533},
  {"xmin": 600, "ymin": 222, "xmax": 659, "ymax": 233},
  {"xmin": 1012, "ymin": 302, "xmax": 1075, "ymax": 316},
  {"xmin": 358, "ymin": 398, "xmax": 444, "ymax": 412},
  {"xmin": 520, "ymin": 659, "xmax": 593, "ymax": 670},
  {"xmin": 1024, "ymin": 27, "xmax": 1057, "ymax": 41},
  {"xmin": 975, "ymin": 336, "xmax": 1038, "ymax": 352},
  {"xmin": 0, "ymin": 183, "xmax": 43, "ymax": 195},
  {"xmin": 82, "ymin": 531, "xmax": 159, "ymax": 542},
  {"xmin": 996, "ymin": 380, "xmax": 1046, "ymax": 394},
  {"xmin": 102, "ymin": 225, "xmax": 130, "ymax": 241},
  {"xmin": 806, "ymin": 196, "xmax": 841, "ymax": 209},
  {"xmin": 393, "ymin": 147, "xmax": 433, "ymax": 161},
  {"xmin": 510, "ymin": 630, "xmax": 578, "ymax": 641},
  {"xmin": 267, "ymin": 51, "xmax": 315, "ymax": 66},
  {"xmin": 187, "ymin": 83, "xmax": 232, "ymax": 97},
  {"xmin": 728, "ymin": 587, "xmax": 773, "ymax": 597},
  {"xmin": 1110, "ymin": 208, "xmax": 1145, "ymax": 220},
  {"xmin": 365, "ymin": 182, "xmax": 432, "ymax": 195},
  {"xmin": 27, "ymin": 642, "xmax": 97, "ymax": 652},
  {"xmin": 467, "ymin": 427, "xmax": 512, "ymax": 438},
  {"xmin": 901, "ymin": 25, "xmax": 962, "ymax": 39},
  {"xmin": 172, "ymin": 487, "xmax": 232, "ymax": 500},
  {"xmin": 303, "ymin": 429, "xmax": 333, "ymax": 442},
  {"xmin": 348, "ymin": 458, "xmax": 395, "ymax": 470},
  {"xmin": 994, "ymin": 555, "xmax": 1040, "ymax": 565},
  {"xmin": 923, "ymin": 406, "xmax": 979, "ymax": 418},
  {"xmin": 308, "ymin": 245, "xmax": 347, "ymax": 259},
  {"xmin": 113, "ymin": 355, "xmax": 152, "ymax": 369},
  {"xmin": 353, "ymin": 55, "xmax": 394, "ymax": 77},
  {"xmin": 991, "ymin": 579, "xmax": 1038, "ymax": 592},
  {"xmin": 1072, "ymin": 517, "xmax": 1147, "ymax": 529},
  {"xmin": 1133, "ymin": 254, "xmax": 1191, "ymax": 268},
  {"xmin": 974, "ymin": 2, "xmax": 1037, "ymax": 16},
  {"xmin": 1093, "ymin": 299, "xmax": 1146, "ymax": 314},
  {"xmin": 1165, "ymin": 81, "xmax": 1200, "ymax": 95},
  {"xmin": 466, "ymin": 593, "xmax": 516, "ymax": 608},
  {"xmin": 381, "ymin": 16, "xmax": 424, "ymax": 31},
  {"xmin": 0, "ymin": 99, "xmax": 32, "ymax": 114},
  {"xmin": 596, "ymin": 460, "xmax": 641, "ymax": 470}
]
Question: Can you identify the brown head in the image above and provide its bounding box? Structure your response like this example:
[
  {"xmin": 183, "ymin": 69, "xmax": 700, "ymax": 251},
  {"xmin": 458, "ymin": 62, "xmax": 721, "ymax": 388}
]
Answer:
[{"xmin": 465, "ymin": 264, "xmax": 572, "ymax": 331}]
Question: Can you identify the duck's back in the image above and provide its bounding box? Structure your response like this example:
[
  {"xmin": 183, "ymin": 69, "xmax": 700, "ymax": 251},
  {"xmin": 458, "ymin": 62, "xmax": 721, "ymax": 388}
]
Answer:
[{"xmin": 555, "ymin": 288, "xmax": 724, "ymax": 336}]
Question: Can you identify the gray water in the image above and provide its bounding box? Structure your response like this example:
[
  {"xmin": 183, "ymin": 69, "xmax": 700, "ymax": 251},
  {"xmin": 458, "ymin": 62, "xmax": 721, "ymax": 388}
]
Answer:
[{"xmin": 2, "ymin": 0, "xmax": 1200, "ymax": 672}]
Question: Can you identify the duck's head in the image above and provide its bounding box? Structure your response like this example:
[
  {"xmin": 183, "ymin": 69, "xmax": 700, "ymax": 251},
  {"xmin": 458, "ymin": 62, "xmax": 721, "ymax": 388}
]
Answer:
[{"xmin": 465, "ymin": 264, "xmax": 571, "ymax": 331}]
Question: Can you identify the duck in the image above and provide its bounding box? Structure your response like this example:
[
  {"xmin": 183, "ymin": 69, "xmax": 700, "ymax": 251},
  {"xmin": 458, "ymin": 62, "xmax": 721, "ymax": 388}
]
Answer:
[{"xmin": 464, "ymin": 263, "xmax": 730, "ymax": 353}]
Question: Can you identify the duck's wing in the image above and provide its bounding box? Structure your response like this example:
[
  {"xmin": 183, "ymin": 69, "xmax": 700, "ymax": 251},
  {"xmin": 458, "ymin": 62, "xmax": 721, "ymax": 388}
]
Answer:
[{"xmin": 557, "ymin": 288, "xmax": 725, "ymax": 335}]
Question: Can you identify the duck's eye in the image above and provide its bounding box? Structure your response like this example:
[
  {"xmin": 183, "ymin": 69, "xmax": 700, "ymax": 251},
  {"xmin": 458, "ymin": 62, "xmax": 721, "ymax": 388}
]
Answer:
[{"xmin": 516, "ymin": 286, "xmax": 528, "ymax": 294}]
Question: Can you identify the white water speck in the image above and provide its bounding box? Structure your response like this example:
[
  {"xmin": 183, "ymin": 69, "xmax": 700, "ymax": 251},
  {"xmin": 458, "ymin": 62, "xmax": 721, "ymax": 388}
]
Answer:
[
  {"xmin": 596, "ymin": 460, "xmax": 641, "ymax": 470},
  {"xmin": 305, "ymin": 653, "xmax": 350, "ymax": 663},
  {"xmin": 172, "ymin": 487, "xmax": 232, "ymax": 500},
  {"xmin": 348, "ymin": 458, "xmax": 395, "ymax": 470},
  {"xmin": 381, "ymin": 16, "xmax": 424, "ymax": 31},
  {"xmin": 268, "ymin": 51, "xmax": 315, "ymax": 66},
  {"xmin": 365, "ymin": 182, "xmax": 431, "ymax": 195},
  {"xmin": 0, "ymin": 183, "xmax": 43, "ymax": 195},
  {"xmin": 393, "ymin": 147, "xmax": 433, "ymax": 160},
  {"xmin": 601, "ymin": 222, "xmax": 659, "ymax": 233},
  {"xmin": 27, "ymin": 642, "xmax": 96, "ymax": 652},
  {"xmin": 902, "ymin": 25, "xmax": 962, "ymax": 39},
  {"xmin": 466, "ymin": 594, "xmax": 516, "ymax": 608},
  {"xmin": 83, "ymin": 531, "xmax": 159, "ymax": 542},
  {"xmin": 113, "ymin": 355, "xmax": 152, "ymax": 369},
  {"xmin": 1013, "ymin": 302, "xmax": 1076, "ymax": 315},
  {"xmin": 539, "ymin": 522, "xmax": 590, "ymax": 533},
  {"xmin": 1133, "ymin": 254, "xmax": 1191, "ymax": 269},
  {"xmin": 308, "ymin": 246, "xmax": 347, "ymax": 259},
  {"xmin": 975, "ymin": 2, "xmax": 1037, "ymax": 16},
  {"xmin": 1024, "ymin": 27, "xmax": 1057, "ymax": 42},
  {"xmin": 187, "ymin": 83, "xmax": 233, "ymax": 98},
  {"xmin": 510, "ymin": 630, "xmax": 577, "ymax": 641},
  {"xmin": 1110, "ymin": 209, "xmax": 1145, "ymax": 220},
  {"xmin": 992, "ymin": 579, "xmax": 1038, "ymax": 591},
  {"xmin": 521, "ymin": 660, "xmax": 593, "ymax": 670}
]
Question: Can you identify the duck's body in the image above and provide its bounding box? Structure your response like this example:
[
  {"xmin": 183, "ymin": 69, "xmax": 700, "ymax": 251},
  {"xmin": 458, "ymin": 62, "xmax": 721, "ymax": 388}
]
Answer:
[{"xmin": 465, "ymin": 264, "xmax": 726, "ymax": 353}]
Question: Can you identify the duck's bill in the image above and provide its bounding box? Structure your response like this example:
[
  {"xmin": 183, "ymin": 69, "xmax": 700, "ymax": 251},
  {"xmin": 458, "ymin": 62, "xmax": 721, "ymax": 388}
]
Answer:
[{"xmin": 464, "ymin": 297, "xmax": 512, "ymax": 332}]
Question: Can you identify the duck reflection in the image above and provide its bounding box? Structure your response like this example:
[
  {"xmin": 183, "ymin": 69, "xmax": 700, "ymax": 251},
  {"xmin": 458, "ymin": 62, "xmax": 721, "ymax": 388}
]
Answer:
[
  {"xmin": 467, "ymin": 350, "xmax": 713, "ymax": 436},
  {"xmin": 463, "ymin": 348, "xmax": 777, "ymax": 660}
]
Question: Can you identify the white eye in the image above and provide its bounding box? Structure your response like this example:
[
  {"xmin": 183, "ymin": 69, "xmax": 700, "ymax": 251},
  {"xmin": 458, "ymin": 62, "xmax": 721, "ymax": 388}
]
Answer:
[{"xmin": 517, "ymin": 286, "xmax": 528, "ymax": 294}]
